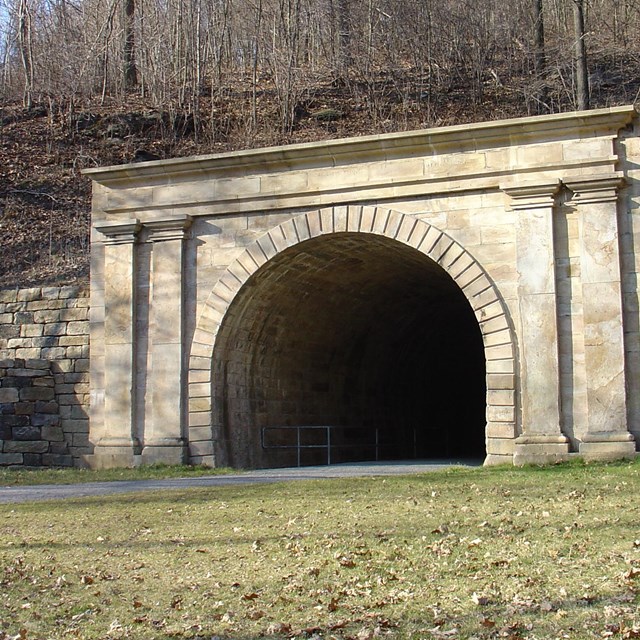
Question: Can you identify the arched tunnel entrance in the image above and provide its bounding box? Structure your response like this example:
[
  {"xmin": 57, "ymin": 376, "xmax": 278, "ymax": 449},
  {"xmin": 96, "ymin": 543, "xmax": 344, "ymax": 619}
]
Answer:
[{"xmin": 212, "ymin": 232, "xmax": 486, "ymax": 469}]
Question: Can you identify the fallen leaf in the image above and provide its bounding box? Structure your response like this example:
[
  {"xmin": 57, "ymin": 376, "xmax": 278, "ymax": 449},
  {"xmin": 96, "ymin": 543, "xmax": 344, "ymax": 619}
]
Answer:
[
  {"xmin": 266, "ymin": 622, "xmax": 291, "ymax": 635},
  {"xmin": 471, "ymin": 592, "xmax": 490, "ymax": 606},
  {"xmin": 624, "ymin": 567, "xmax": 640, "ymax": 580},
  {"xmin": 247, "ymin": 609, "xmax": 265, "ymax": 620},
  {"xmin": 337, "ymin": 555, "xmax": 356, "ymax": 568}
]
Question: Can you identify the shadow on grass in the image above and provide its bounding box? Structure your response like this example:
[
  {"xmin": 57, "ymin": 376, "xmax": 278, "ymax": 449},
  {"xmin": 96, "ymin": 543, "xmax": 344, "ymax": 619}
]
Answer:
[{"xmin": 0, "ymin": 463, "xmax": 236, "ymax": 486}]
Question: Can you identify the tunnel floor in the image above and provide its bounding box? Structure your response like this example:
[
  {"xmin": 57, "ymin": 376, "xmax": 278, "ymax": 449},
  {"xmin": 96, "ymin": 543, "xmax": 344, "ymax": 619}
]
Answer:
[{"xmin": 211, "ymin": 232, "xmax": 487, "ymax": 469}]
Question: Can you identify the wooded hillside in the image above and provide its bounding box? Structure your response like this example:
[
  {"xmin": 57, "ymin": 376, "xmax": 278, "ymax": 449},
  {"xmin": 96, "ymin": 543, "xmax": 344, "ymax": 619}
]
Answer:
[{"xmin": 1, "ymin": 0, "xmax": 639, "ymax": 286}]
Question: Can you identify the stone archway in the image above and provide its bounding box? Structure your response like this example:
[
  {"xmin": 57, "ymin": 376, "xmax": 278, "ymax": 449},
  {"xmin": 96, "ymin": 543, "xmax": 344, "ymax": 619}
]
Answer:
[
  {"xmin": 86, "ymin": 108, "xmax": 640, "ymax": 470},
  {"xmin": 187, "ymin": 206, "xmax": 517, "ymax": 467}
]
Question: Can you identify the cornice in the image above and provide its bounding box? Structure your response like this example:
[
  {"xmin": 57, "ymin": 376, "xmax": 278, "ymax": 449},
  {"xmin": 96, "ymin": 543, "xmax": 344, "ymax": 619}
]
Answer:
[
  {"xmin": 94, "ymin": 219, "xmax": 141, "ymax": 244},
  {"xmin": 144, "ymin": 215, "xmax": 193, "ymax": 242},
  {"xmin": 83, "ymin": 106, "xmax": 636, "ymax": 187},
  {"xmin": 502, "ymin": 181, "xmax": 562, "ymax": 210},
  {"xmin": 564, "ymin": 175, "xmax": 627, "ymax": 205}
]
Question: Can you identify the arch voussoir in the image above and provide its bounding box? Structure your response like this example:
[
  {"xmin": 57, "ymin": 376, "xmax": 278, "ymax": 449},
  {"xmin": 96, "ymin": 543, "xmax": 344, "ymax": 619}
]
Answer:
[
  {"xmin": 385, "ymin": 210, "xmax": 404, "ymax": 238},
  {"xmin": 280, "ymin": 218, "xmax": 300, "ymax": 244},
  {"xmin": 395, "ymin": 215, "xmax": 419, "ymax": 244},
  {"xmin": 369, "ymin": 207, "xmax": 390, "ymax": 236},
  {"xmin": 418, "ymin": 225, "xmax": 442, "ymax": 253},
  {"xmin": 320, "ymin": 207, "xmax": 335, "ymax": 234},
  {"xmin": 257, "ymin": 233, "xmax": 279, "ymax": 261},
  {"xmin": 347, "ymin": 205, "xmax": 363, "ymax": 232},
  {"xmin": 293, "ymin": 213, "xmax": 312, "ymax": 242},
  {"xmin": 334, "ymin": 205, "xmax": 349, "ymax": 232},
  {"xmin": 268, "ymin": 225, "xmax": 291, "ymax": 252}
]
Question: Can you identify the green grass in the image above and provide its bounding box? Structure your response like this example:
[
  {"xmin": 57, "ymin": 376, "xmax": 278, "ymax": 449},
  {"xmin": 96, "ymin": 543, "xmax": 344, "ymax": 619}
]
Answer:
[
  {"xmin": 0, "ymin": 464, "xmax": 234, "ymax": 486},
  {"xmin": 1, "ymin": 460, "xmax": 640, "ymax": 639}
]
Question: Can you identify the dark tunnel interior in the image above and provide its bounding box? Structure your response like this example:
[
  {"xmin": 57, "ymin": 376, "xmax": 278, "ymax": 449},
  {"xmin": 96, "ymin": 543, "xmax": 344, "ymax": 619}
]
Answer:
[{"xmin": 212, "ymin": 233, "xmax": 487, "ymax": 468}]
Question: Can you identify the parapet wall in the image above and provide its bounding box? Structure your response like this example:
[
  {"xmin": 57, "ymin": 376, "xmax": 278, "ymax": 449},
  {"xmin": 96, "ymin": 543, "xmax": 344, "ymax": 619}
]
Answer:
[{"xmin": 0, "ymin": 286, "xmax": 90, "ymax": 466}]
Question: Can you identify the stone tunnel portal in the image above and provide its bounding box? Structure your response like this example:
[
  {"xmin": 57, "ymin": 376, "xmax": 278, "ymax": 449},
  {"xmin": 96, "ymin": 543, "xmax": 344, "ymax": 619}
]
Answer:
[{"xmin": 212, "ymin": 232, "xmax": 487, "ymax": 469}]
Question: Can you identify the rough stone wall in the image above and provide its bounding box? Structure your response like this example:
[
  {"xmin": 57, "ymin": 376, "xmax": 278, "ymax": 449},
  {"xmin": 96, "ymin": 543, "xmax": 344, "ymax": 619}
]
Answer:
[
  {"xmin": 0, "ymin": 359, "xmax": 72, "ymax": 466},
  {"xmin": 0, "ymin": 286, "xmax": 90, "ymax": 466}
]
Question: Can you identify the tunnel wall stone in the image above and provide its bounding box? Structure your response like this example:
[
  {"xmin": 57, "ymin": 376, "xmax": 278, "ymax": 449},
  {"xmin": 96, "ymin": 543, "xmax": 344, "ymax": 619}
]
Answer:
[{"xmin": 85, "ymin": 106, "xmax": 640, "ymax": 468}]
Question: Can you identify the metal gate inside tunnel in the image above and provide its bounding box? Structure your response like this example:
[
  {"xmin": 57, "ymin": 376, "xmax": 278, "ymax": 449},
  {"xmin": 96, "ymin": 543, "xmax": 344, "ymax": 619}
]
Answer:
[{"xmin": 211, "ymin": 233, "xmax": 486, "ymax": 469}]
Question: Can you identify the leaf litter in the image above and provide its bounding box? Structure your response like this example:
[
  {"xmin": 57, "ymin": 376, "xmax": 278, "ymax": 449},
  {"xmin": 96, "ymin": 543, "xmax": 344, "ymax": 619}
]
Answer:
[{"xmin": 0, "ymin": 461, "xmax": 640, "ymax": 638}]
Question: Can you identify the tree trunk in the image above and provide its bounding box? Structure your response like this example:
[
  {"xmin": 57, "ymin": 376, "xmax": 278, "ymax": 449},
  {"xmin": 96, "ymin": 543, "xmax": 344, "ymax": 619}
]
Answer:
[
  {"xmin": 533, "ymin": 0, "xmax": 548, "ymax": 112},
  {"xmin": 252, "ymin": 0, "xmax": 263, "ymax": 130},
  {"xmin": 18, "ymin": 0, "xmax": 34, "ymax": 109},
  {"xmin": 123, "ymin": 0, "xmax": 138, "ymax": 91},
  {"xmin": 573, "ymin": 0, "xmax": 589, "ymax": 110},
  {"xmin": 337, "ymin": 0, "xmax": 350, "ymax": 75}
]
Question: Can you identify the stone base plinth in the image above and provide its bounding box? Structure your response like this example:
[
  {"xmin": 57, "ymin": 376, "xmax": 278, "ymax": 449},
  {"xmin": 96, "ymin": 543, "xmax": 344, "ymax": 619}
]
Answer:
[
  {"xmin": 89, "ymin": 438, "xmax": 139, "ymax": 469},
  {"xmin": 484, "ymin": 454, "xmax": 513, "ymax": 466},
  {"xmin": 513, "ymin": 434, "xmax": 570, "ymax": 466},
  {"xmin": 579, "ymin": 432, "xmax": 636, "ymax": 461},
  {"xmin": 141, "ymin": 439, "xmax": 187, "ymax": 466}
]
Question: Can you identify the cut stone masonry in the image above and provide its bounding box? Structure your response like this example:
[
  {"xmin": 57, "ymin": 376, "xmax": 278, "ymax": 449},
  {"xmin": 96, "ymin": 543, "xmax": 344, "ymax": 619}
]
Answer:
[{"xmin": 81, "ymin": 106, "xmax": 640, "ymax": 469}]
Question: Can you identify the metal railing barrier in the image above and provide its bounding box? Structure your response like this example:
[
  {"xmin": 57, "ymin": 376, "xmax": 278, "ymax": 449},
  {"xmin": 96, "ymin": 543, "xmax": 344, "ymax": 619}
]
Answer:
[{"xmin": 261, "ymin": 425, "xmax": 394, "ymax": 467}]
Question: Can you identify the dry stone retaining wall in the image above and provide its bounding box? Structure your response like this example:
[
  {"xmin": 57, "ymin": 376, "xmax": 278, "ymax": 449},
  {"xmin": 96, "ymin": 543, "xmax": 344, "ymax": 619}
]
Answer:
[
  {"xmin": 0, "ymin": 286, "xmax": 90, "ymax": 466},
  {"xmin": 0, "ymin": 359, "xmax": 72, "ymax": 466}
]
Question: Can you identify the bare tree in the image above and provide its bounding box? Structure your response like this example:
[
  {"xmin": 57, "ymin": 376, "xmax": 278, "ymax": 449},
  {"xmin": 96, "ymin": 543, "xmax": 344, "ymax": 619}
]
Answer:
[
  {"xmin": 17, "ymin": 0, "xmax": 33, "ymax": 107},
  {"xmin": 572, "ymin": 0, "xmax": 589, "ymax": 109},
  {"xmin": 533, "ymin": 0, "xmax": 549, "ymax": 112},
  {"xmin": 0, "ymin": 0, "xmax": 636, "ymax": 141},
  {"xmin": 123, "ymin": 0, "xmax": 137, "ymax": 90},
  {"xmin": 336, "ymin": 0, "xmax": 350, "ymax": 75}
]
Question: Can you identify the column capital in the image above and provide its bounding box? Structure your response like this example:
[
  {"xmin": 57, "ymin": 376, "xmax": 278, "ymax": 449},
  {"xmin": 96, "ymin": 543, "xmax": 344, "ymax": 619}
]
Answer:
[
  {"xmin": 502, "ymin": 180, "xmax": 562, "ymax": 211},
  {"xmin": 144, "ymin": 215, "xmax": 193, "ymax": 242},
  {"xmin": 94, "ymin": 219, "xmax": 141, "ymax": 245},
  {"xmin": 564, "ymin": 174, "xmax": 626, "ymax": 205}
]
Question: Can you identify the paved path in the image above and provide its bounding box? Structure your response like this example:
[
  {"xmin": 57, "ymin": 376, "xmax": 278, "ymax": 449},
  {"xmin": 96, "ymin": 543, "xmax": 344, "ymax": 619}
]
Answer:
[{"xmin": 0, "ymin": 460, "xmax": 480, "ymax": 504}]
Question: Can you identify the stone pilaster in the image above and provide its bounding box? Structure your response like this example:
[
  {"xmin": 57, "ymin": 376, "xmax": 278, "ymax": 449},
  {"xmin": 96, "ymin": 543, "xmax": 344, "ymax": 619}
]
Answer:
[
  {"xmin": 92, "ymin": 219, "xmax": 141, "ymax": 468},
  {"xmin": 141, "ymin": 215, "xmax": 192, "ymax": 465},
  {"xmin": 504, "ymin": 182, "xmax": 570, "ymax": 464},
  {"xmin": 565, "ymin": 176, "xmax": 636, "ymax": 460}
]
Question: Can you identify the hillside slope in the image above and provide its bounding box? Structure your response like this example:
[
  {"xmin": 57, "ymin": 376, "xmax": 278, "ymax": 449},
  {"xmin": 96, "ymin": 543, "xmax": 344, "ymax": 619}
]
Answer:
[{"xmin": 1, "ymin": 69, "xmax": 638, "ymax": 288}]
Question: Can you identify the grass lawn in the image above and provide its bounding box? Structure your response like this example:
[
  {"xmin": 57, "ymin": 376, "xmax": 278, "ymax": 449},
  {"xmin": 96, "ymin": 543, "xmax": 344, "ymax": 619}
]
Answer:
[
  {"xmin": 0, "ymin": 465, "xmax": 234, "ymax": 487},
  {"xmin": 1, "ymin": 460, "xmax": 640, "ymax": 639}
]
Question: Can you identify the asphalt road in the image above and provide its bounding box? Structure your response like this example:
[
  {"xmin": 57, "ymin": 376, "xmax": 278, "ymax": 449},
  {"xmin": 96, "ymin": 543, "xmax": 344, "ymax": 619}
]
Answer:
[{"xmin": 0, "ymin": 459, "xmax": 481, "ymax": 504}]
